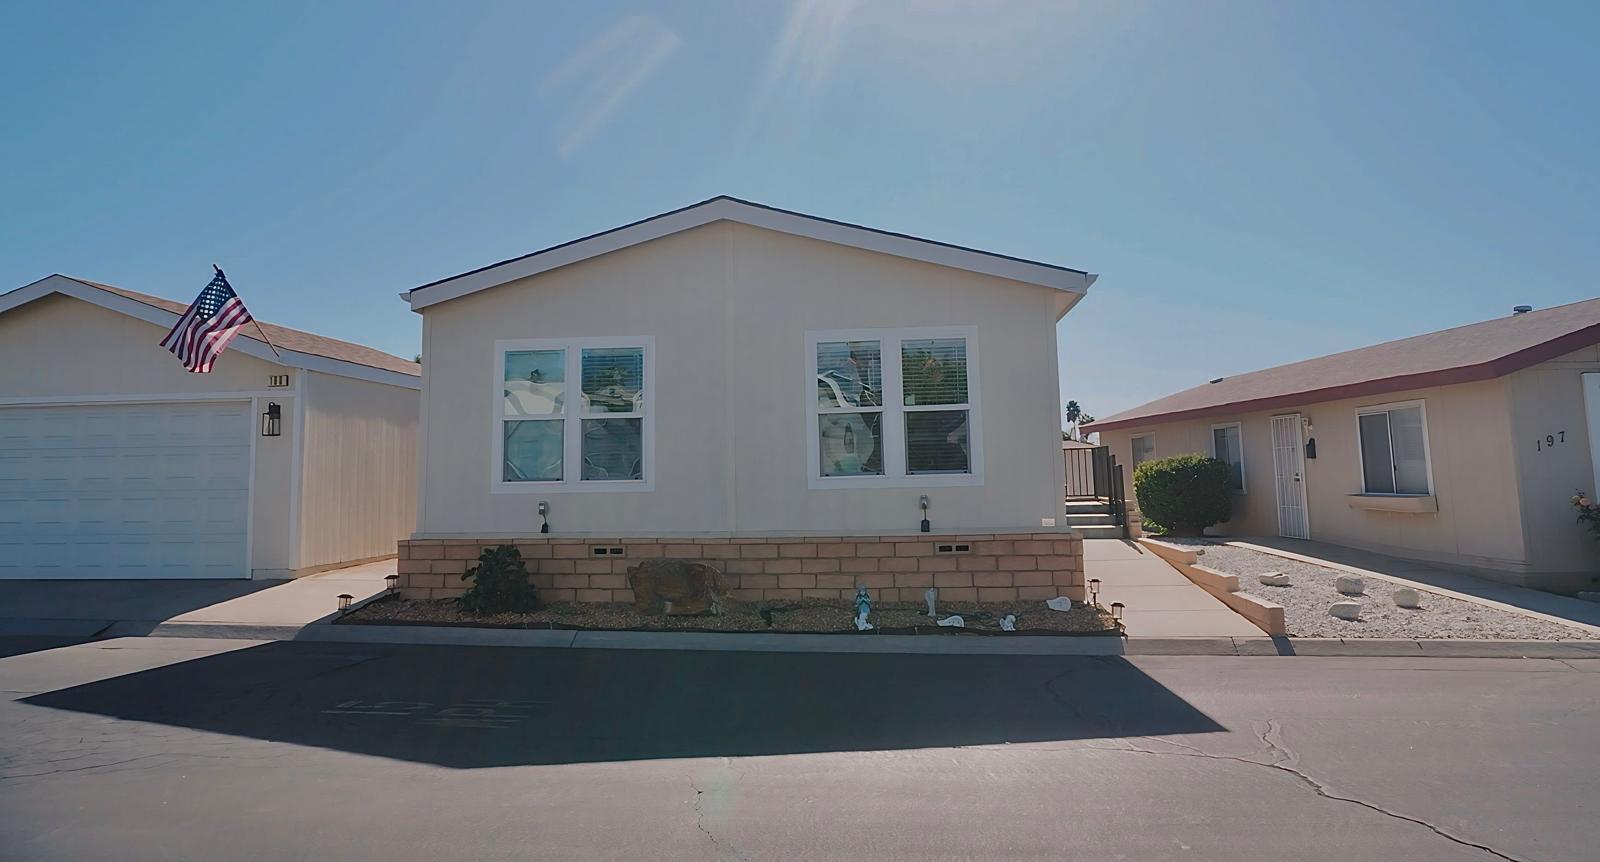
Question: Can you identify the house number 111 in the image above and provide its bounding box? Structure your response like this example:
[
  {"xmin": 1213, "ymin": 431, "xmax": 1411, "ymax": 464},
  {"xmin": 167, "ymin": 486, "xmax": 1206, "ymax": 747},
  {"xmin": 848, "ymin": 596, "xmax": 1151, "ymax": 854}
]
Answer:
[{"xmin": 1536, "ymin": 431, "xmax": 1566, "ymax": 451}]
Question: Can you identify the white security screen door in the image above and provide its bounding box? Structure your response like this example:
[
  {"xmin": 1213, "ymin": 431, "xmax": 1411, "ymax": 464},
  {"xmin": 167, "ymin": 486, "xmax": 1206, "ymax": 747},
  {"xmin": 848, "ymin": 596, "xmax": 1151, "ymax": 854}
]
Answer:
[
  {"xmin": 0, "ymin": 402, "xmax": 252, "ymax": 579},
  {"xmin": 1270, "ymin": 413, "xmax": 1310, "ymax": 539}
]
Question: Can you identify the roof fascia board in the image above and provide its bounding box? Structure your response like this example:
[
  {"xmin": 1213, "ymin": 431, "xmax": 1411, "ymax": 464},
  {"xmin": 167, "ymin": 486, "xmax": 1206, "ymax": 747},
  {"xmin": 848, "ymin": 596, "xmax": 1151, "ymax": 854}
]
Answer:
[
  {"xmin": 2, "ymin": 276, "xmax": 420, "ymax": 390},
  {"xmin": 1087, "ymin": 320, "xmax": 1600, "ymax": 432},
  {"xmin": 406, "ymin": 198, "xmax": 1093, "ymax": 312}
]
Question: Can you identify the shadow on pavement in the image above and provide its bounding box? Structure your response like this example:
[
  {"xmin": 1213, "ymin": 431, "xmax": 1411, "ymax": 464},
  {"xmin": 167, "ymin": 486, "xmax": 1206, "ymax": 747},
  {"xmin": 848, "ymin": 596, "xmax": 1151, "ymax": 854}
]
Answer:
[
  {"xmin": 0, "ymin": 580, "xmax": 278, "ymax": 625},
  {"xmin": 0, "ymin": 635, "xmax": 88, "ymax": 659},
  {"xmin": 23, "ymin": 641, "xmax": 1223, "ymax": 768}
]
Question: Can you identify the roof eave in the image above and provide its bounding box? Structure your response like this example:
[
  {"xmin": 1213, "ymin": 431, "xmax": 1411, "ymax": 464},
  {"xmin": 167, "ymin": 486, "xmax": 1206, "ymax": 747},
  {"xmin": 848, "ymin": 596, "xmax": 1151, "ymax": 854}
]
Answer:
[
  {"xmin": 406, "ymin": 197, "xmax": 1093, "ymax": 313},
  {"xmin": 0, "ymin": 275, "xmax": 421, "ymax": 389},
  {"xmin": 1087, "ymin": 320, "xmax": 1600, "ymax": 432}
]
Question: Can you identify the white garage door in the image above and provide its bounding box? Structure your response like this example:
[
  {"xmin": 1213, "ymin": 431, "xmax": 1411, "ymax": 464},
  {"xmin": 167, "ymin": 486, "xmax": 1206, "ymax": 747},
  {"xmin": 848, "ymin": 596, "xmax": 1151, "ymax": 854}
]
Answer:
[{"xmin": 0, "ymin": 401, "xmax": 252, "ymax": 579}]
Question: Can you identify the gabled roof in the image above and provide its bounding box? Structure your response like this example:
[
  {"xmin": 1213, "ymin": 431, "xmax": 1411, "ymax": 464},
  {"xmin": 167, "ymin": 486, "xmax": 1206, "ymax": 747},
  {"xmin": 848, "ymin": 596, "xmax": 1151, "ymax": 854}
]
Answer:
[
  {"xmin": 1088, "ymin": 297, "xmax": 1600, "ymax": 432},
  {"xmin": 403, "ymin": 195, "xmax": 1097, "ymax": 312},
  {"xmin": 0, "ymin": 275, "xmax": 421, "ymax": 388}
]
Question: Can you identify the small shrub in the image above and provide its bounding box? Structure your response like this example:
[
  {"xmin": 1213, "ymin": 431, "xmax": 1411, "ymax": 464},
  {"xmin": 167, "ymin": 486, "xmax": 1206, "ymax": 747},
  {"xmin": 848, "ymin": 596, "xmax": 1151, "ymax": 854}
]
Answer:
[
  {"xmin": 458, "ymin": 545, "xmax": 539, "ymax": 614},
  {"xmin": 1574, "ymin": 491, "xmax": 1600, "ymax": 541},
  {"xmin": 1132, "ymin": 454, "xmax": 1232, "ymax": 537}
]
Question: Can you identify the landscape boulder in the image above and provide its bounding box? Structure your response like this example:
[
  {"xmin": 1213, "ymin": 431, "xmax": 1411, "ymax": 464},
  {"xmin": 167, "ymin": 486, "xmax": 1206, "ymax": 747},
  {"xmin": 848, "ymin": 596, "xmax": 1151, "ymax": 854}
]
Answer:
[
  {"xmin": 1329, "ymin": 601, "xmax": 1362, "ymax": 621},
  {"xmin": 1258, "ymin": 572, "xmax": 1291, "ymax": 587},
  {"xmin": 1334, "ymin": 575, "xmax": 1366, "ymax": 595},
  {"xmin": 1392, "ymin": 588, "xmax": 1423, "ymax": 609},
  {"xmin": 627, "ymin": 558, "xmax": 733, "ymax": 616}
]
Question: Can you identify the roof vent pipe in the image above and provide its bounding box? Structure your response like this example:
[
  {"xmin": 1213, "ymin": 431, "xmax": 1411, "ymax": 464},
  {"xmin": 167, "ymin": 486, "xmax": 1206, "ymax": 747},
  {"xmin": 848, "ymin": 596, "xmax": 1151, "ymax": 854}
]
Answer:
[{"xmin": 1512, "ymin": 305, "xmax": 1533, "ymax": 315}]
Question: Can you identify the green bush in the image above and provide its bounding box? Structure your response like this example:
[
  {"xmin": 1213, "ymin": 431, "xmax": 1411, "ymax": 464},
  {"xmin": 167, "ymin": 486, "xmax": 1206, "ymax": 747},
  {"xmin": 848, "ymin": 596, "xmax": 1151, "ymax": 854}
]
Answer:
[
  {"xmin": 458, "ymin": 545, "xmax": 540, "ymax": 614},
  {"xmin": 1132, "ymin": 454, "xmax": 1232, "ymax": 537}
]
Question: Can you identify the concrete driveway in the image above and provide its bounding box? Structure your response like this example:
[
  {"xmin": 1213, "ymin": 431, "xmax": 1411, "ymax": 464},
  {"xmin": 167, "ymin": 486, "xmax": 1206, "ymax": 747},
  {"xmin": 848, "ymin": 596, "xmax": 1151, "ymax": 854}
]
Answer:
[{"xmin": 0, "ymin": 560, "xmax": 394, "ymax": 634}]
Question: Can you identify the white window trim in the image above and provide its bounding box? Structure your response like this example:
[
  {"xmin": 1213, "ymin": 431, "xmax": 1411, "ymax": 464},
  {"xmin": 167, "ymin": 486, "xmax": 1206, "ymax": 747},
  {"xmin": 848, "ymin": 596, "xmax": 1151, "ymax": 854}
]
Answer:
[
  {"xmin": 1354, "ymin": 399, "xmax": 1434, "ymax": 497},
  {"xmin": 1130, "ymin": 433, "xmax": 1155, "ymax": 469},
  {"xmin": 805, "ymin": 325, "xmax": 983, "ymax": 490},
  {"xmin": 491, "ymin": 336, "xmax": 655, "ymax": 494},
  {"xmin": 1210, "ymin": 421, "xmax": 1246, "ymax": 494}
]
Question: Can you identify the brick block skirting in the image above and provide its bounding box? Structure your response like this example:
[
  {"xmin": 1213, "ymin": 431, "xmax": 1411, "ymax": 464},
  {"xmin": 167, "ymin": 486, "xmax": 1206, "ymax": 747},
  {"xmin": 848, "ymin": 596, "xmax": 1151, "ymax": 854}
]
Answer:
[{"xmin": 398, "ymin": 533, "xmax": 1086, "ymax": 606}]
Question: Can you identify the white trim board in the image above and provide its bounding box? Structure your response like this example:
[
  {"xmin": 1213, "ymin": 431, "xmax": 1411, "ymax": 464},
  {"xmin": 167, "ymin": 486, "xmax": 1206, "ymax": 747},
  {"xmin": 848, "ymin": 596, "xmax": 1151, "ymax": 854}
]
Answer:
[
  {"xmin": 0, "ymin": 275, "xmax": 421, "ymax": 390},
  {"xmin": 404, "ymin": 197, "xmax": 1097, "ymax": 312}
]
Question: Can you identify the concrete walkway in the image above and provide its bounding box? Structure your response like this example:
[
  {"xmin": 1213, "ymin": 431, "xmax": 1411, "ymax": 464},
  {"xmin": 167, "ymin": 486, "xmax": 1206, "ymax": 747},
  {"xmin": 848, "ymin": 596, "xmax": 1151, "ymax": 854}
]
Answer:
[
  {"xmin": 1236, "ymin": 537, "xmax": 1600, "ymax": 630},
  {"xmin": 1083, "ymin": 539, "xmax": 1265, "ymax": 638},
  {"xmin": 164, "ymin": 560, "xmax": 394, "ymax": 625},
  {"xmin": 0, "ymin": 560, "xmax": 394, "ymax": 636}
]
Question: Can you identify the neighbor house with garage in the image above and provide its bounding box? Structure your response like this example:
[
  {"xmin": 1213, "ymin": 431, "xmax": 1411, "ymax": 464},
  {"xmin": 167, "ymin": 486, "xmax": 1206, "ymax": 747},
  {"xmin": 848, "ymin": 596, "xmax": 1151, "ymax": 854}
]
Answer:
[
  {"xmin": 397, "ymin": 196, "xmax": 1095, "ymax": 604},
  {"xmin": 0, "ymin": 275, "xmax": 420, "ymax": 580},
  {"xmin": 1088, "ymin": 298, "xmax": 1600, "ymax": 594}
]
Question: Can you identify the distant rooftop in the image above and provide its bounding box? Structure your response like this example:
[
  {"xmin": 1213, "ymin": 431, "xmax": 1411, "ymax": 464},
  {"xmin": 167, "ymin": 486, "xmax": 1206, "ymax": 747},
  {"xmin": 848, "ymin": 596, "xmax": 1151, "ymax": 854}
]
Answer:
[
  {"xmin": 65, "ymin": 277, "xmax": 420, "ymax": 377},
  {"xmin": 1088, "ymin": 298, "xmax": 1600, "ymax": 431}
]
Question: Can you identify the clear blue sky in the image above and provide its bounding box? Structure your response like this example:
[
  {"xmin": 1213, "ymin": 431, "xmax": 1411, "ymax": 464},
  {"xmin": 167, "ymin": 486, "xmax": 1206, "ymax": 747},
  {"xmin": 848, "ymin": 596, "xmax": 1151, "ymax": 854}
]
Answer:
[{"xmin": 4, "ymin": 1, "xmax": 1597, "ymax": 419}]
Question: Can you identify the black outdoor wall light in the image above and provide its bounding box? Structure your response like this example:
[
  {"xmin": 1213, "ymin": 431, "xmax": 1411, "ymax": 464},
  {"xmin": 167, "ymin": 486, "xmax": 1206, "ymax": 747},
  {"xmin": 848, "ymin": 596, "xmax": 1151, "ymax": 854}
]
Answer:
[{"xmin": 261, "ymin": 402, "xmax": 281, "ymax": 437}]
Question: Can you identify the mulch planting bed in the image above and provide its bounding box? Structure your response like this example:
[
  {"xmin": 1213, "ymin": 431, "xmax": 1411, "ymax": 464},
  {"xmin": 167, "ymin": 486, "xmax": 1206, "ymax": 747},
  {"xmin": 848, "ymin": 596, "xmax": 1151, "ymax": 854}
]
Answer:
[{"xmin": 342, "ymin": 596, "xmax": 1119, "ymax": 636}]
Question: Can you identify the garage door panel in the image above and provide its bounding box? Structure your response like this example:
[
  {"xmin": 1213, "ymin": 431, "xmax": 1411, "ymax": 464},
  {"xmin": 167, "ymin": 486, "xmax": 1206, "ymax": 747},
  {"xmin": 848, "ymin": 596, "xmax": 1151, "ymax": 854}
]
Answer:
[{"xmin": 0, "ymin": 402, "xmax": 252, "ymax": 579}]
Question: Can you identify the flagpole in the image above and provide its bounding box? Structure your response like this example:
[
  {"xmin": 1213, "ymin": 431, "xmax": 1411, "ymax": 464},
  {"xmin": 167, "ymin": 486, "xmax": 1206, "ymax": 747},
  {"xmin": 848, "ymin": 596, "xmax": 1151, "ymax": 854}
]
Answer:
[{"xmin": 214, "ymin": 263, "xmax": 283, "ymax": 360}]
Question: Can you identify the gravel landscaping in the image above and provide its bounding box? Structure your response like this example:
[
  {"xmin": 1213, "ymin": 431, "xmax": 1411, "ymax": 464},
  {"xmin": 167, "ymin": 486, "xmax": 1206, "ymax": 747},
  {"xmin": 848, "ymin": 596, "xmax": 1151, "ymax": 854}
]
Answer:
[
  {"xmin": 1164, "ymin": 540, "xmax": 1591, "ymax": 640},
  {"xmin": 344, "ymin": 596, "xmax": 1118, "ymax": 636}
]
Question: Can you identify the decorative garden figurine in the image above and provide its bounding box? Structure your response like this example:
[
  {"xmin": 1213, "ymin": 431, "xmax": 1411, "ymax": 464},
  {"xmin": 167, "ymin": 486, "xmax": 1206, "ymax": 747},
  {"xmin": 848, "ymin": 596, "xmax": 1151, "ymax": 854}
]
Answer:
[
  {"xmin": 924, "ymin": 586, "xmax": 938, "ymax": 617},
  {"xmin": 999, "ymin": 613, "xmax": 1017, "ymax": 632},
  {"xmin": 854, "ymin": 586, "xmax": 874, "ymax": 631}
]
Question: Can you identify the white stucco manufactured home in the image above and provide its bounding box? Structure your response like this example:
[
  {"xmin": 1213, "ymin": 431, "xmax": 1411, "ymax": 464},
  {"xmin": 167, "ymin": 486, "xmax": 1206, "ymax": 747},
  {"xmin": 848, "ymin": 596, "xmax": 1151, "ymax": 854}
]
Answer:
[
  {"xmin": 1090, "ymin": 299, "xmax": 1600, "ymax": 594},
  {"xmin": 397, "ymin": 197, "xmax": 1097, "ymax": 605},
  {"xmin": 0, "ymin": 275, "xmax": 421, "ymax": 580}
]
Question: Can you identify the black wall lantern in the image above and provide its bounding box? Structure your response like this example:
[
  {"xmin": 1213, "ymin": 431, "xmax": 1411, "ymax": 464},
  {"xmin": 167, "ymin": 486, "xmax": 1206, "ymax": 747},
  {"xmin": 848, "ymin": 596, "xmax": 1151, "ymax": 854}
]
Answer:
[{"xmin": 261, "ymin": 402, "xmax": 282, "ymax": 437}]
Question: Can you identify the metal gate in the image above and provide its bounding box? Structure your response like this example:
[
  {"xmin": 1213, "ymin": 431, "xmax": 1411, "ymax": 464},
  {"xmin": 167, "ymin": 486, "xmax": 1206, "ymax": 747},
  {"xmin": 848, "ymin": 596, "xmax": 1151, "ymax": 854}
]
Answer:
[{"xmin": 1064, "ymin": 444, "xmax": 1113, "ymax": 499}]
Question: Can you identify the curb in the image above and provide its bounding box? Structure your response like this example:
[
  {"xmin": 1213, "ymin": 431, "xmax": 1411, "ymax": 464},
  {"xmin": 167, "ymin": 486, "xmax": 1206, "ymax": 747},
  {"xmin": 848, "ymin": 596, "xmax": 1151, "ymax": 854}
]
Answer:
[{"xmin": 103, "ymin": 619, "xmax": 1600, "ymax": 659}]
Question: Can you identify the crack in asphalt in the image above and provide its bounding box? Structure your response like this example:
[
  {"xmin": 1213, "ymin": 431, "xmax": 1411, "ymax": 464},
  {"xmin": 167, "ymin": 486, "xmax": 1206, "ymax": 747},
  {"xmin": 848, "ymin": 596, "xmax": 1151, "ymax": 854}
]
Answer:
[
  {"xmin": 1088, "ymin": 720, "xmax": 1525, "ymax": 862},
  {"xmin": 689, "ymin": 774, "xmax": 748, "ymax": 862}
]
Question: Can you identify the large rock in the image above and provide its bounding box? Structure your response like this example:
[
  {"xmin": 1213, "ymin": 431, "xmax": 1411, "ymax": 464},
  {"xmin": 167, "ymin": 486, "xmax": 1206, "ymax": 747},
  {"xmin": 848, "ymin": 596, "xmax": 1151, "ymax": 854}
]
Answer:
[
  {"xmin": 1329, "ymin": 601, "xmax": 1362, "ymax": 621},
  {"xmin": 1392, "ymin": 588, "xmax": 1422, "ymax": 609},
  {"xmin": 1334, "ymin": 575, "xmax": 1366, "ymax": 595},
  {"xmin": 1258, "ymin": 572, "xmax": 1291, "ymax": 587},
  {"xmin": 627, "ymin": 558, "xmax": 733, "ymax": 616}
]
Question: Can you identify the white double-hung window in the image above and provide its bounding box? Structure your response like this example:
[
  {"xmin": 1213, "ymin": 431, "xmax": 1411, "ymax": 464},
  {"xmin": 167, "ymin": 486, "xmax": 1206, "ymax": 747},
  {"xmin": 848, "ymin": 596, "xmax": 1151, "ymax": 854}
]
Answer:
[
  {"xmin": 493, "ymin": 337, "xmax": 654, "ymax": 492},
  {"xmin": 807, "ymin": 326, "xmax": 981, "ymax": 488}
]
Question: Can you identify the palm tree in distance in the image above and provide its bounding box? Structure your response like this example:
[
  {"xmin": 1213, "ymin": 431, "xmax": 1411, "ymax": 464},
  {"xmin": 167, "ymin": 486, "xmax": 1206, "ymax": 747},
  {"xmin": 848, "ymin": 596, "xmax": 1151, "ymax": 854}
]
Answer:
[{"xmin": 1063, "ymin": 401, "xmax": 1082, "ymax": 441}]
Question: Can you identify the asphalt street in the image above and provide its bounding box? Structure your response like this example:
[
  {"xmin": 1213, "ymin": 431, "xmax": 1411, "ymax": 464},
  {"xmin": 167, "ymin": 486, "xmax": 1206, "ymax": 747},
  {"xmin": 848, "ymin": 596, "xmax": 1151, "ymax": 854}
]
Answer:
[{"xmin": 1, "ymin": 635, "xmax": 1595, "ymax": 861}]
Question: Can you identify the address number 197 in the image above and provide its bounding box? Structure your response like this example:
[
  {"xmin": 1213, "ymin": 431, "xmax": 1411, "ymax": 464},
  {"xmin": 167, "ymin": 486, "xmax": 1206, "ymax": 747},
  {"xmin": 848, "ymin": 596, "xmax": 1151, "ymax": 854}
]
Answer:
[{"xmin": 1536, "ymin": 431, "xmax": 1566, "ymax": 451}]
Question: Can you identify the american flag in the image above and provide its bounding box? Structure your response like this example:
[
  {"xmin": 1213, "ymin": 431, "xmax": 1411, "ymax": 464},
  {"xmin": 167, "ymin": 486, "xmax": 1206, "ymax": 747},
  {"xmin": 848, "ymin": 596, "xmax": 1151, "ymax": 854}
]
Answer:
[{"xmin": 160, "ymin": 268, "xmax": 258, "ymax": 373}]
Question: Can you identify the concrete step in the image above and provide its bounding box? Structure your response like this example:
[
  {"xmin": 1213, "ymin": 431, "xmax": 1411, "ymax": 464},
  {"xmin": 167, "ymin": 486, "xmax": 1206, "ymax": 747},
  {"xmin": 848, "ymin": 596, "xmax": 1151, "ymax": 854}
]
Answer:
[
  {"xmin": 1065, "ymin": 513, "xmax": 1118, "ymax": 527},
  {"xmin": 1064, "ymin": 500, "xmax": 1112, "ymax": 513},
  {"xmin": 1072, "ymin": 524, "xmax": 1126, "ymax": 539}
]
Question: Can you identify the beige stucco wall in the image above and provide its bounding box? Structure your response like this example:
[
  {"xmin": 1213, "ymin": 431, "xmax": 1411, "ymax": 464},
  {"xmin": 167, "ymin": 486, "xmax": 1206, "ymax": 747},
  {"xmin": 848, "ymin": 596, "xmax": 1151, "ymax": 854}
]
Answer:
[
  {"xmin": 1506, "ymin": 345, "xmax": 1600, "ymax": 588},
  {"xmin": 417, "ymin": 221, "xmax": 1068, "ymax": 537},
  {"xmin": 0, "ymin": 294, "xmax": 298, "ymax": 576},
  {"xmin": 297, "ymin": 371, "xmax": 419, "ymax": 571},
  {"xmin": 0, "ymin": 294, "xmax": 284, "ymax": 397},
  {"xmin": 1099, "ymin": 377, "xmax": 1536, "ymax": 580}
]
